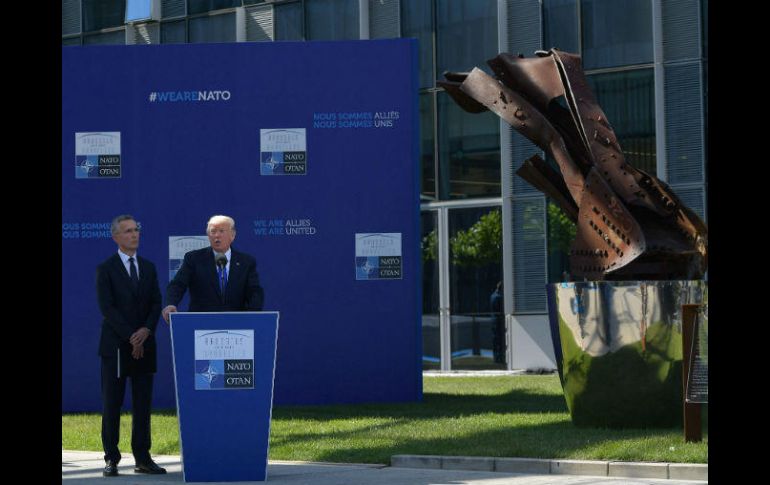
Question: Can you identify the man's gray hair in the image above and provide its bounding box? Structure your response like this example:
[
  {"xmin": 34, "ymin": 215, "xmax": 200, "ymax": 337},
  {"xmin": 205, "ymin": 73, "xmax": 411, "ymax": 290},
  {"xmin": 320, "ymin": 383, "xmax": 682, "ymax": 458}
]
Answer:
[
  {"xmin": 110, "ymin": 214, "xmax": 136, "ymax": 235},
  {"xmin": 207, "ymin": 215, "xmax": 236, "ymax": 234}
]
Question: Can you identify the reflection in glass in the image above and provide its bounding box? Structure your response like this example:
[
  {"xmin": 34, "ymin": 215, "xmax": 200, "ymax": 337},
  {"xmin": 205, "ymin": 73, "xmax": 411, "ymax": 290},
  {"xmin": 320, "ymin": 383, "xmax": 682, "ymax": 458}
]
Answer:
[
  {"xmin": 275, "ymin": 2, "xmax": 304, "ymax": 41},
  {"xmin": 401, "ymin": 0, "xmax": 434, "ymax": 89},
  {"xmin": 448, "ymin": 207, "xmax": 504, "ymax": 370},
  {"xmin": 543, "ymin": 0, "xmax": 578, "ymax": 53},
  {"xmin": 83, "ymin": 30, "xmax": 126, "ymax": 45},
  {"xmin": 581, "ymin": 0, "xmax": 653, "ymax": 69},
  {"xmin": 437, "ymin": 92, "xmax": 500, "ymax": 200},
  {"xmin": 436, "ymin": 0, "xmax": 497, "ymax": 78},
  {"xmin": 587, "ymin": 69, "xmax": 656, "ymax": 174},
  {"xmin": 421, "ymin": 211, "xmax": 440, "ymax": 370},
  {"xmin": 161, "ymin": 20, "xmax": 186, "ymax": 44},
  {"xmin": 306, "ymin": 0, "xmax": 359, "ymax": 40},
  {"xmin": 188, "ymin": 0, "xmax": 241, "ymax": 15},
  {"xmin": 83, "ymin": 0, "xmax": 127, "ymax": 32},
  {"xmin": 546, "ymin": 200, "xmax": 576, "ymax": 283},
  {"xmin": 420, "ymin": 93, "xmax": 436, "ymax": 200},
  {"xmin": 189, "ymin": 13, "xmax": 236, "ymax": 43},
  {"xmin": 126, "ymin": 0, "xmax": 153, "ymax": 23}
]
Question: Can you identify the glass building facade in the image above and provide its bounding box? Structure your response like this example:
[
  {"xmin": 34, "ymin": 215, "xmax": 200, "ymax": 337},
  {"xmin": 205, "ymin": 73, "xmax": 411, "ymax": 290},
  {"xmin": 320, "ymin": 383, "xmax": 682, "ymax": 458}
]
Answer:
[{"xmin": 63, "ymin": 0, "xmax": 707, "ymax": 371}]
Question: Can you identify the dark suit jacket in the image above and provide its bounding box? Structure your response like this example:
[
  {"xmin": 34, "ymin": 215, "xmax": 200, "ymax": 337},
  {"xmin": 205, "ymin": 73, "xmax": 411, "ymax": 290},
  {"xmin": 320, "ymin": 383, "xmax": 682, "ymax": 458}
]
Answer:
[
  {"xmin": 166, "ymin": 247, "xmax": 264, "ymax": 312},
  {"xmin": 96, "ymin": 253, "xmax": 162, "ymax": 374}
]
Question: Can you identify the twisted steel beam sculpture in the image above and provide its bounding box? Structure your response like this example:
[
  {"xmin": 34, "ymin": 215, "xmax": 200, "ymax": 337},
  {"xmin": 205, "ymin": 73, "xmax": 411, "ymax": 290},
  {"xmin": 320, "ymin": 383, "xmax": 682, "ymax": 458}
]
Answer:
[{"xmin": 438, "ymin": 49, "xmax": 707, "ymax": 280}]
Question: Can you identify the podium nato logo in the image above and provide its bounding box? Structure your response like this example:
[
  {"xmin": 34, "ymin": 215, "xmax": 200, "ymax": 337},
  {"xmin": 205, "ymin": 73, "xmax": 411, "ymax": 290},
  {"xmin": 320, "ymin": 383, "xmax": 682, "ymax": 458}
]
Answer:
[
  {"xmin": 194, "ymin": 330, "xmax": 255, "ymax": 390},
  {"xmin": 355, "ymin": 233, "xmax": 402, "ymax": 280},
  {"xmin": 75, "ymin": 132, "xmax": 121, "ymax": 179},
  {"xmin": 260, "ymin": 128, "xmax": 306, "ymax": 175}
]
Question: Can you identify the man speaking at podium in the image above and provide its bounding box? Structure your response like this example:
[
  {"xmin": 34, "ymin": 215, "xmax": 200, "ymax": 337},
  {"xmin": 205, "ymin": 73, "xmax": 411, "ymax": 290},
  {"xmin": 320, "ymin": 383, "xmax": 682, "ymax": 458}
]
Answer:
[{"xmin": 162, "ymin": 215, "xmax": 264, "ymax": 323}]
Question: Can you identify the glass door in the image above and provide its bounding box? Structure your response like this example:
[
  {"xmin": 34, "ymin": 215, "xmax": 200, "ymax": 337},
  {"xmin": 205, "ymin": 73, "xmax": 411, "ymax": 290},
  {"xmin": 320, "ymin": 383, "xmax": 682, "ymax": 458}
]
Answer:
[
  {"xmin": 421, "ymin": 210, "xmax": 440, "ymax": 370},
  {"xmin": 448, "ymin": 206, "xmax": 505, "ymax": 370},
  {"xmin": 421, "ymin": 202, "xmax": 505, "ymax": 371}
]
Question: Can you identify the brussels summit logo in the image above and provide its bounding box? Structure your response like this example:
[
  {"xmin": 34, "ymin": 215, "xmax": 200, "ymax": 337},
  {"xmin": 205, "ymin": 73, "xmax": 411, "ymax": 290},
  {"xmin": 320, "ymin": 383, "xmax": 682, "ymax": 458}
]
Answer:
[
  {"xmin": 194, "ymin": 330, "xmax": 254, "ymax": 390},
  {"xmin": 355, "ymin": 233, "xmax": 402, "ymax": 280},
  {"xmin": 169, "ymin": 236, "xmax": 210, "ymax": 280},
  {"xmin": 75, "ymin": 132, "xmax": 121, "ymax": 179},
  {"xmin": 260, "ymin": 129, "xmax": 306, "ymax": 175}
]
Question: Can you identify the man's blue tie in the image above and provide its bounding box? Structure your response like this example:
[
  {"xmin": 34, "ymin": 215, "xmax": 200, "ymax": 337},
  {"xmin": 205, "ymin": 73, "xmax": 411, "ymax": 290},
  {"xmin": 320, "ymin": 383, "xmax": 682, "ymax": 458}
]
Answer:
[
  {"xmin": 128, "ymin": 257, "xmax": 139, "ymax": 290},
  {"xmin": 218, "ymin": 263, "xmax": 228, "ymax": 294}
]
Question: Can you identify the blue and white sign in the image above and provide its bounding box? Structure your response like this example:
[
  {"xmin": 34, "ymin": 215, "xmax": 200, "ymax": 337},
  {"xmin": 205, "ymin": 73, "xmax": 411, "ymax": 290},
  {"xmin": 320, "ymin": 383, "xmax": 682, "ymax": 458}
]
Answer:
[
  {"xmin": 75, "ymin": 132, "xmax": 121, "ymax": 179},
  {"xmin": 355, "ymin": 233, "xmax": 403, "ymax": 280},
  {"xmin": 169, "ymin": 236, "xmax": 210, "ymax": 280},
  {"xmin": 260, "ymin": 128, "xmax": 307, "ymax": 175},
  {"xmin": 170, "ymin": 312, "xmax": 278, "ymax": 481},
  {"xmin": 194, "ymin": 330, "xmax": 254, "ymax": 390},
  {"xmin": 63, "ymin": 40, "xmax": 421, "ymax": 413}
]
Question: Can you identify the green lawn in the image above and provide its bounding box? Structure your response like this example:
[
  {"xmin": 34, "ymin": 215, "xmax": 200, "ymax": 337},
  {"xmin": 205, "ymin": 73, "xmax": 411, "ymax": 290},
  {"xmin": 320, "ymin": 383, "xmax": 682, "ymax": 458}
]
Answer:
[{"xmin": 62, "ymin": 375, "xmax": 707, "ymax": 464}]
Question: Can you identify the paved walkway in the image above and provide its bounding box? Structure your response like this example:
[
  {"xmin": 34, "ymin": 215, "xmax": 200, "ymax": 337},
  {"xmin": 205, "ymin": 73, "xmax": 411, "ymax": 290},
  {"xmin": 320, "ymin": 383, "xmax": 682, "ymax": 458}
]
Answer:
[{"xmin": 62, "ymin": 451, "xmax": 706, "ymax": 484}]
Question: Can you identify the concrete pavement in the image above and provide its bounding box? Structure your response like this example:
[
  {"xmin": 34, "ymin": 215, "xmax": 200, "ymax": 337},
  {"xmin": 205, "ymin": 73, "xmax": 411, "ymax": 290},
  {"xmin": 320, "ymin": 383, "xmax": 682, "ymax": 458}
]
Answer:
[{"xmin": 62, "ymin": 450, "xmax": 707, "ymax": 484}]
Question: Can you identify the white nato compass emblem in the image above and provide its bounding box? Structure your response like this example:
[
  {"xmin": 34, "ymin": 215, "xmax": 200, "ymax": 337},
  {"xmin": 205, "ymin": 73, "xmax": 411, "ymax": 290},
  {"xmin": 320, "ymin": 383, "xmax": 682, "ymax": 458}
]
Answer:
[
  {"xmin": 200, "ymin": 363, "xmax": 219, "ymax": 384},
  {"xmin": 78, "ymin": 157, "xmax": 97, "ymax": 175},
  {"xmin": 360, "ymin": 260, "xmax": 376, "ymax": 275},
  {"xmin": 264, "ymin": 154, "xmax": 280, "ymax": 171}
]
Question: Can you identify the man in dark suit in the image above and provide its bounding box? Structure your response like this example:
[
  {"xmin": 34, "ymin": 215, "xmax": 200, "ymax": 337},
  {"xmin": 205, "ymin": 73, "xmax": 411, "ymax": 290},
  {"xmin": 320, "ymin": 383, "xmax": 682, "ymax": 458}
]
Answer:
[
  {"xmin": 162, "ymin": 214, "xmax": 264, "ymax": 321},
  {"xmin": 96, "ymin": 214, "xmax": 166, "ymax": 477}
]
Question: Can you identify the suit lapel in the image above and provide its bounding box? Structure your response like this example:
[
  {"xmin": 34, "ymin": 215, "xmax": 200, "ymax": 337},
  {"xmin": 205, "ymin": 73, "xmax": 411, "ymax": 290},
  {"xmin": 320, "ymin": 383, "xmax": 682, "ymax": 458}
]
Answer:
[
  {"xmin": 226, "ymin": 251, "xmax": 240, "ymax": 293},
  {"xmin": 136, "ymin": 257, "xmax": 151, "ymax": 297},
  {"xmin": 206, "ymin": 250, "xmax": 222, "ymax": 297}
]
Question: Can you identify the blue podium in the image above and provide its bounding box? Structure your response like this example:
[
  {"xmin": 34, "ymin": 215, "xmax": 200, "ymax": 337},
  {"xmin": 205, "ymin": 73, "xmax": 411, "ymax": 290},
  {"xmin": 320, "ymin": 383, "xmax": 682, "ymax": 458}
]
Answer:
[{"xmin": 169, "ymin": 312, "xmax": 280, "ymax": 482}]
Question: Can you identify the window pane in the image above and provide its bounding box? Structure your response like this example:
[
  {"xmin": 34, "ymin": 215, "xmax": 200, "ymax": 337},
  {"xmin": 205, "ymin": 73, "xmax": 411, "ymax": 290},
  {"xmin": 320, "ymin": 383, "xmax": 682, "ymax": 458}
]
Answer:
[
  {"xmin": 449, "ymin": 206, "xmax": 504, "ymax": 370},
  {"xmin": 421, "ymin": 211, "xmax": 440, "ymax": 370},
  {"xmin": 420, "ymin": 93, "xmax": 436, "ymax": 200},
  {"xmin": 161, "ymin": 20, "xmax": 187, "ymax": 43},
  {"xmin": 188, "ymin": 1, "xmax": 241, "ymax": 15},
  {"xmin": 587, "ymin": 69, "xmax": 656, "ymax": 174},
  {"xmin": 546, "ymin": 200, "xmax": 576, "ymax": 283},
  {"xmin": 306, "ymin": 0, "xmax": 359, "ymax": 41},
  {"xmin": 581, "ymin": 0, "xmax": 653, "ymax": 69},
  {"xmin": 83, "ymin": 0, "xmax": 127, "ymax": 32},
  {"xmin": 126, "ymin": 0, "xmax": 153, "ymax": 22},
  {"xmin": 275, "ymin": 2, "xmax": 304, "ymax": 41},
  {"xmin": 437, "ymin": 92, "xmax": 500, "ymax": 200},
  {"xmin": 189, "ymin": 13, "xmax": 237, "ymax": 43},
  {"xmin": 436, "ymin": 0, "xmax": 497, "ymax": 78},
  {"xmin": 543, "ymin": 0, "xmax": 578, "ymax": 53},
  {"xmin": 401, "ymin": 0, "xmax": 434, "ymax": 89},
  {"xmin": 83, "ymin": 30, "xmax": 126, "ymax": 45}
]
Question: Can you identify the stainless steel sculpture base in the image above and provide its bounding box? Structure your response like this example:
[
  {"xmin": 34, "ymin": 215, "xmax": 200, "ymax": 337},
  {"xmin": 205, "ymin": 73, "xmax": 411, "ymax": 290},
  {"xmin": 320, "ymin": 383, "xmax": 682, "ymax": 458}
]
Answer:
[{"xmin": 546, "ymin": 281, "xmax": 707, "ymax": 428}]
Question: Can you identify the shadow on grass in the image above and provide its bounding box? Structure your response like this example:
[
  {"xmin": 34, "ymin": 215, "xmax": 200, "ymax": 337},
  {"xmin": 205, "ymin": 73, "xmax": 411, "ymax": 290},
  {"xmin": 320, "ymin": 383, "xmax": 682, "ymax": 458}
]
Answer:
[
  {"xmin": 267, "ymin": 389, "xmax": 708, "ymax": 465},
  {"xmin": 273, "ymin": 387, "xmax": 569, "ymax": 421},
  {"xmin": 66, "ymin": 384, "xmax": 707, "ymax": 464}
]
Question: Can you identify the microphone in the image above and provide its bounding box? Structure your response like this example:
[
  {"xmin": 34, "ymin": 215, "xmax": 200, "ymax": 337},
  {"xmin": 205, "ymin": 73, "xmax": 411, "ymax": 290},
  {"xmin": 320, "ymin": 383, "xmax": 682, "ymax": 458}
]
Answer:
[{"xmin": 215, "ymin": 253, "xmax": 228, "ymax": 268}]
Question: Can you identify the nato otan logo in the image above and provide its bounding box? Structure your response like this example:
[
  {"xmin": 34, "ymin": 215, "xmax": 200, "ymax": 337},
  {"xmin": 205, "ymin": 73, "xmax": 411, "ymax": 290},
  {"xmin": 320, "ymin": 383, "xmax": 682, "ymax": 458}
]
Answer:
[
  {"xmin": 75, "ymin": 132, "xmax": 121, "ymax": 179},
  {"xmin": 260, "ymin": 129, "xmax": 307, "ymax": 175},
  {"xmin": 168, "ymin": 236, "xmax": 210, "ymax": 280},
  {"xmin": 194, "ymin": 330, "xmax": 254, "ymax": 390},
  {"xmin": 355, "ymin": 233, "xmax": 403, "ymax": 280}
]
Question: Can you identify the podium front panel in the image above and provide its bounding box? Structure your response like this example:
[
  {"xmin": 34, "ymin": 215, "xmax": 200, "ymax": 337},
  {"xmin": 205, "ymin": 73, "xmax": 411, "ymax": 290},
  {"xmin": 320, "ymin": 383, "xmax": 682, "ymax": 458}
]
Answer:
[{"xmin": 170, "ymin": 311, "xmax": 279, "ymax": 482}]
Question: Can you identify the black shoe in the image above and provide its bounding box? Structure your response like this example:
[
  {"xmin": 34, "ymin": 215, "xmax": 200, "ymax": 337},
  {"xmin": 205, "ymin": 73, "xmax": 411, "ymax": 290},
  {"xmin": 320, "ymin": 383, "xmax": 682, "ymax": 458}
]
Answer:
[
  {"xmin": 134, "ymin": 460, "xmax": 167, "ymax": 474},
  {"xmin": 103, "ymin": 460, "xmax": 119, "ymax": 477}
]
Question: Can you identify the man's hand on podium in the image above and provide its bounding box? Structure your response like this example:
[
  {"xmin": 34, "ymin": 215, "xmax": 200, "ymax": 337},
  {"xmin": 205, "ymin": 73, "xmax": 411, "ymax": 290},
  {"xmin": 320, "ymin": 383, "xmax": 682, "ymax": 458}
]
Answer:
[{"xmin": 162, "ymin": 305, "xmax": 178, "ymax": 324}]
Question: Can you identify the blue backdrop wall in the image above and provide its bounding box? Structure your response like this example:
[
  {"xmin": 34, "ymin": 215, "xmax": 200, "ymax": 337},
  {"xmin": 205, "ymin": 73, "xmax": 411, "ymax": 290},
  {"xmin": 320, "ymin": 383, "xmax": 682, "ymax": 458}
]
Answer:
[{"xmin": 62, "ymin": 40, "xmax": 421, "ymax": 412}]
